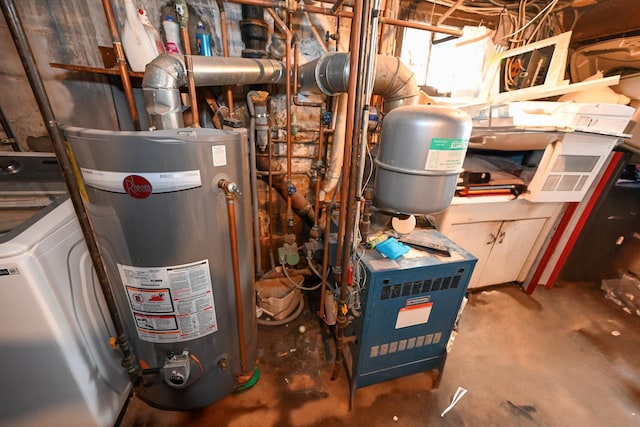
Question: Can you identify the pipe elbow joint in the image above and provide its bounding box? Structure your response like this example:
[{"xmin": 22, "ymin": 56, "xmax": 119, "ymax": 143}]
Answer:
[
  {"xmin": 142, "ymin": 54, "xmax": 187, "ymax": 130},
  {"xmin": 142, "ymin": 53, "xmax": 186, "ymax": 90}
]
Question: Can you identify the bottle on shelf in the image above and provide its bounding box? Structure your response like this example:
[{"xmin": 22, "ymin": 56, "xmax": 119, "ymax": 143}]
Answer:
[
  {"xmin": 138, "ymin": 8, "xmax": 165, "ymax": 57},
  {"xmin": 121, "ymin": 0, "xmax": 162, "ymax": 72},
  {"xmin": 195, "ymin": 21, "xmax": 213, "ymax": 56},
  {"xmin": 163, "ymin": 15, "xmax": 183, "ymax": 54}
]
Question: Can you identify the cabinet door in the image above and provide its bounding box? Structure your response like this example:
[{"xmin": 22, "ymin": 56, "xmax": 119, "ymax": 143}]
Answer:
[
  {"xmin": 482, "ymin": 218, "xmax": 547, "ymax": 286},
  {"xmin": 444, "ymin": 221, "xmax": 503, "ymax": 288}
]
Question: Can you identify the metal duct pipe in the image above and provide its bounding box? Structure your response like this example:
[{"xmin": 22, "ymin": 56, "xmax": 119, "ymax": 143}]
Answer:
[
  {"xmin": 143, "ymin": 53, "xmax": 285, "ymax": 130},
  {"xmin": 298, "ymin": 52, "xmax": 420, "ymax": 112}
]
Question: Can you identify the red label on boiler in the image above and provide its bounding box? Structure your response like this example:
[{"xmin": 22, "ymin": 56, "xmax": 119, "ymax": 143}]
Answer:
[{"xmin": 123, "ymin": 175, "xmax": 152, "ymax": 199}]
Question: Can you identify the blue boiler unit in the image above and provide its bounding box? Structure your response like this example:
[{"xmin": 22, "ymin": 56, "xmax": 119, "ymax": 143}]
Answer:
[{"xmin": 345, "ymin": 228, "xmax": 476, "ymax": 405}]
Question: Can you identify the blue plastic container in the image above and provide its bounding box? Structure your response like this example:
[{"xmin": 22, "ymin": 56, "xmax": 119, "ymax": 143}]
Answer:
[{"xmin": 195, "ymin": 21, "xmax": 213, "ymax": 56}]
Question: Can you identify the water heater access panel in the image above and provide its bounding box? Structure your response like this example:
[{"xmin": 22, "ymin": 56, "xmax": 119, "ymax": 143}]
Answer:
[{"xmin": 345, "ymin": 229, "xmax": 476, "ymax": 403}]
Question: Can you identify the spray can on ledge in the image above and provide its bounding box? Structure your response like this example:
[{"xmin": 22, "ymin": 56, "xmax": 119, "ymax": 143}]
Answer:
[
  {"xmin": 163, "ymin": 15, "xmax": 182, "ymax": 54},
  {"xmin": 195, "ymin": 21, "xmax": 213, "ymax": 56}
]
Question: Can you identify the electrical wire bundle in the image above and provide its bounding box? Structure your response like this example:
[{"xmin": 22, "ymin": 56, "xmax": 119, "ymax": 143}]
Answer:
[{"xmin": 423, "ymin": 0, "xmax": 580, "ymax": 48}]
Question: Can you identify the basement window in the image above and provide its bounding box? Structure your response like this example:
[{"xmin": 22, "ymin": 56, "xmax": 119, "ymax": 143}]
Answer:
[{"xmin": 399, "ymin": 25, "xmax": 494, "ymax": 100}]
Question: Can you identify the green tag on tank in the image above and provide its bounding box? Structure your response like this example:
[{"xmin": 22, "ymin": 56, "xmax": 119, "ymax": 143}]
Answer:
[{"xmin": 425, "ymin": 138, "xmax": 468, "ymax": 170}]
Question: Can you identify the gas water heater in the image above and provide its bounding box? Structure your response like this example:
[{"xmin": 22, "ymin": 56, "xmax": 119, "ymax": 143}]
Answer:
[{"xmin": 64, "ymin": 127, "xmax": 257, "ymax": 410}]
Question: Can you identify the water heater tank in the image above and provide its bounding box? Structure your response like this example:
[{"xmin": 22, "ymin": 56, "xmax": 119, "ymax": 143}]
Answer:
[
  {"xmin": 374, "ymin": 105, "xmax": 471, "ymax": 214},
  {"xmin": 64, "ymin": 127, "xmax": 257, "ymax": 410}
]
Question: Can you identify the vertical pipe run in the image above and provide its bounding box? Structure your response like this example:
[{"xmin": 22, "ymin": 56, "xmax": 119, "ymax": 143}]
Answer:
[
  {"xmin": 218, "ymin": 179, "xmax": 249, "ymax": 375},
  {"xmin": 334, "ymin": 0, "xmax": 364, "ymax": 284},
  {"xmin": 332, "ymin": 0, "xmax": 365, "ymax": 382},
  {"xmin": 0, "ymin": 0, "xmax": 140, "ymax": 381},
  {"xmin": 293, "ymin": 41, "xmax": 326, "ymax": 237},
  {"xmin": 319, "ymin": 203, "xmax": 334, "ymax": 322},
  {"xmin": 313, "ymin": 123, "xmax": 326, "ymax": 236},
  {"xmin": 216, "ymin": 0, "xmax": 235, "ymax": 114},
  {"xmin": 341, "ymin": 0, "xmax": 371, "ymax": 283},
  {"xmin": 101, "ymin": 0, "xmax": 140, "ymax": 130},
  {"xmin": 354, "ymin": 0, "xmax": 381, "ymax": 246},
  {"xmin": 175, "ymin": 0, "xmax": 200, "ymax": 127},
  {"xmin": 266, "ymin": 8, "xmax": 293, "ymax": 232},
  {"xmin": 247, "ymin": 91, "xmax": 265, "ymax": 276}
]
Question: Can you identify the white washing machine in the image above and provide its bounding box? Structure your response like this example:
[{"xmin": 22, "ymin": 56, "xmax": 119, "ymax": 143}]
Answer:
[{"xmin": 0, "ymin": 168, "xmax": 131, "ymax": 427}]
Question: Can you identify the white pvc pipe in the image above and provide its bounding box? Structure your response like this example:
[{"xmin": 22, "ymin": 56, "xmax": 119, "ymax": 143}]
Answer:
[{"xmin": 320, "ymin": 93, "xmax": 348, "ymax": 201}]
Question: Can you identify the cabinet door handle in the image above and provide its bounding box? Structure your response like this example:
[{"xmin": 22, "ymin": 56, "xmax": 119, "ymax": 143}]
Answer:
[
  {"xmin": 498, "ymin": 231, "xmax": 506, "ymax": 244},
  {"xmin": 486, "ymin": 233, "xmax": 497, "ymax": 245}
]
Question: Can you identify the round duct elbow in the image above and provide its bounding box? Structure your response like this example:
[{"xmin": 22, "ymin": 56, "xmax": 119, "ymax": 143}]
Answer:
[
  {"xmin": 373, "ymin": 55, "xmax": 421, "ymax": 112},
  {"xmin": 142, "ymin": 53, "xmax": 186, "ymax": 89},
  {"xmin": 297, "ymin": 52, "xmax": 419, "ymax": 112},
  {"xmin": 142, "ymin": 54, "xmax": 187, "ymax": 130}
]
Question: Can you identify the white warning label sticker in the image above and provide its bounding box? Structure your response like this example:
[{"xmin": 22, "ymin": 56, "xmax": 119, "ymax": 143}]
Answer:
[
  {"xmin": 212, "ymin": 145, "xmax": 227, "ymax": 167},
  {"xmin": 395, "ymin": 302, "xmax": 433, "ymax": 329},
  {"xmin": 118, "ymin": 260, "xmax": 218, "ymax": 343}
]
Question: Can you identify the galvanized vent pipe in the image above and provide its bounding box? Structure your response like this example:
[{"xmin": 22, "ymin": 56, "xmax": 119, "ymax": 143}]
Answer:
[
  {"xmin": 298, "ymin": 52, "xmax": 420, "ymax": 112},
  {"xmin": 143, "ymin": 54, "xmax": 286, "ymax": 130},
  {"xmin": 143, "ymin": 52, "xmax": 418, "ymax": 129}
]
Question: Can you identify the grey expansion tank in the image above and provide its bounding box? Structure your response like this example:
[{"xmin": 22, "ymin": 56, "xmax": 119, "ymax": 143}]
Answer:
[{"xmin": 374, "ymin": 105, "xmax": 472, "ymax": 214}]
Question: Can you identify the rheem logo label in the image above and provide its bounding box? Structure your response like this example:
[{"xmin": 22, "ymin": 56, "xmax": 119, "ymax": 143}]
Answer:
[{"xmin": 123, "ymin": 175, "xmax": 152, "ymax": 199}]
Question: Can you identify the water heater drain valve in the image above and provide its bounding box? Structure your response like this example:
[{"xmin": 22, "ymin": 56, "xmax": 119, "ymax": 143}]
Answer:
[{"xmin": 163, "ymin": 351, "xmax": 191, "ymax": 388}]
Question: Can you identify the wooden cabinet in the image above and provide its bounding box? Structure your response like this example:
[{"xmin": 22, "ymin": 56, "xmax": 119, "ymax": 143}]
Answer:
[
  {"xmin": 445, "ymin": 218, "xmax": 546, "ymax": 288},
  {"xmin": 433, "ymin": 199, "xmax": 564, "ymax": 289}
]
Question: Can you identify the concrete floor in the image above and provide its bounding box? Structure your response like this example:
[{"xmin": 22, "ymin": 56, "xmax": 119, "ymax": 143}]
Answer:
[{"xmin": 119, "ymin": 280, "xmax": 640, "ymax": 426}]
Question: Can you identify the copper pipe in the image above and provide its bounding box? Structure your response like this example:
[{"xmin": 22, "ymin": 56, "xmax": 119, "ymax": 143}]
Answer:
[
  {"xmin": 300, "ymin": 3, "xmax": 353, "ymax": 18},
  {"xmin": 228, "ymin": 0, "xmax": 461, "ymax": 34},
  {"xmin": 334, "ymin": 0, "xmax": 363, "ymax": 287},
  {"xmin": 101, "ymin": 0, "xmax": 140, "ymax": 130},
  {"xmin": 334, "ymin": 0, "xmax": 375, "ymax": 384},
  {"xmin": 227, "ymin": 0, "xmax": 461, "ymax": 36},
  {"xmin": 267, "ymin": 109, "xmax": 273, "ymax": 262},
  {"xmin": 267, "ymin": 8, "xmax": 293, "ymax": 220},
  {"xmin": 437, "ymin": 0, "xmax": 465, "ymax": 26},
  {"xmin": 312, "ymin": 122, "xmax": 326, "ymax": 234},
  {"xmin": 331, "ymin": 0, "xmax": 364, "ymax": 383},
  {"xmin": 216, "ymin": 0, "xmax": 235, "ymax": 115},
  {"xmin": 228, "ymin": 0, "xmax": 352, "ymax": 18},
  {"xmin": 331, "ymin": 0, "xmax": 346, "ymax": 14},
  {"xmin": 378, "ymin": 0, "xmax": 397, "ymax": 54},
  {"xmin": 182, "ymin": 30, "xmax": 201, "ymax": 127},
  {"xmin": 378, "ymin": 17, "xmax": 463, "ymax": 36},
  {"xmin": 50, "ymin": 62, "xmax": 144, "ymax": 78},
  {"xmin": 319, "ymin": 202, "xmax": 334, "ymax": 322},
  {"xmin": 218, "ymin": 179, "xmax": 248, "ymax": 375}
]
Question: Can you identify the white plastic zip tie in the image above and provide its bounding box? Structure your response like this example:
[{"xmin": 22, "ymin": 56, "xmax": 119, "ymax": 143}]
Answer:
[{"xmin": 440, "ymin": 386, "xmax": 468, "ymax": 417}]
